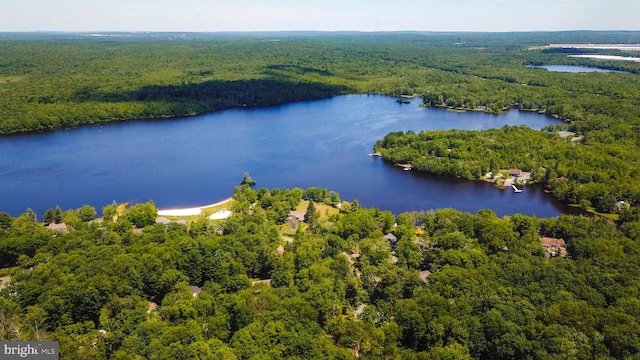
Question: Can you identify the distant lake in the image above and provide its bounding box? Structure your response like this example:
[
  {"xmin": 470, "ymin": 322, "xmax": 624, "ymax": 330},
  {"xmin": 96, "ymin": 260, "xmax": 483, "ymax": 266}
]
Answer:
[
  {"xmin": 0, "ymin": 95, "xmax": 570, "ymax": 217},
  {"xmin": 527, "ymin": 64, "xmax": 618, "ymax": 73}
]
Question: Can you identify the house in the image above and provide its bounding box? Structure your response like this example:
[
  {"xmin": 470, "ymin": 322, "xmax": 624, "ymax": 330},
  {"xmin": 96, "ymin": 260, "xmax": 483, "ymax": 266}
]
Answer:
[
  {"xmin": 384, "ymin": 233, "xmax": 398, "ymax": 246},
  {"xmin": 540, "ymin": 237, "xmax": 568, "ymax": 257},
  {"xmin": 288, "ymin": 211, "xmax": 305, "ymax": 222},
  {"xmin": 509, "ymin": 169, "xmax": 522, "ymax": 177},
  {"xmin": 276, "ymin": 245, "xmax": 285, "ymax": 255},
  {"xmin": 251, "ymin": 279, "xmax": 272, "ymax": 286},
  {"xmin": 46, "ymin": 222, "xmax": 69, "ymax": 233}
]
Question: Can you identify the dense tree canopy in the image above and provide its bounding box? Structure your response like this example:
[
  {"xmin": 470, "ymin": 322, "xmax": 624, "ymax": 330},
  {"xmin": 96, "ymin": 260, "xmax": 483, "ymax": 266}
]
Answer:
[
  {"xmin": 1, "ymin": 31, "xmax": 639, "ymax": 135},
  {"xmin": 374, "ymin": 125, "xmax": 640, "ymax": 214},
  {"xmin": 1, "ymin": 187, "xmax": 640, "ymax": 359}
]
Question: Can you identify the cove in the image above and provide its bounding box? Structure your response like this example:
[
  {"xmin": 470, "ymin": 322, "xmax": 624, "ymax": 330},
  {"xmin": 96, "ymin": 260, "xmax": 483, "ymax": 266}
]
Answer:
[{"xmin": 0, "ymin": 95, "xmax": 570, "ymax": 217}]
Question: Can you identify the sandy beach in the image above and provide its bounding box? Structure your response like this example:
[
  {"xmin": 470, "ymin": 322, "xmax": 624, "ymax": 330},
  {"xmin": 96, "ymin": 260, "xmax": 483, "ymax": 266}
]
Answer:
[{"xmin": 157, "ymin": 197, "xmax": 233, "ymax": 217}]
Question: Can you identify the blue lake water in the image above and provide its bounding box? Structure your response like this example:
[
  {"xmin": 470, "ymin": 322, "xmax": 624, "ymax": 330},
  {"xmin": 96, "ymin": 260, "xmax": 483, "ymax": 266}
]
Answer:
[
  {"xmin": 0, "ymin": 95, "xmax": 571, "ymax": 217},
  {"xmin": 527, "ymin": 65, "xmax": 618, "ymax": 73}
]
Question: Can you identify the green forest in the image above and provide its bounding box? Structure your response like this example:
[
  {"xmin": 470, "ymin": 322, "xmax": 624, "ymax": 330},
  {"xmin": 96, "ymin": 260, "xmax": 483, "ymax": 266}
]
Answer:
[
  {"xmin": 1, "ymin": 32, "xmax": 640, "ymax": 134},
  {"xmin": 373, "ymin": 125, "xmax": 640, "ymax": 215},
  {"xmin": 3, "ymin": 31, "xmax": 640, "ymax": 359},
  {"xmin": 2, "ymin": 186, "xmax": 640, "ymax": 359}
]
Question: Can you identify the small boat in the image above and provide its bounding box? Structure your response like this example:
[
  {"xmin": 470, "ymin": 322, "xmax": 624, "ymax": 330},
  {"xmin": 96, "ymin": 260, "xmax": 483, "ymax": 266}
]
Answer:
[{"xmin": 512, "ymin": 185, "xmax": 523, "ymax": 193}]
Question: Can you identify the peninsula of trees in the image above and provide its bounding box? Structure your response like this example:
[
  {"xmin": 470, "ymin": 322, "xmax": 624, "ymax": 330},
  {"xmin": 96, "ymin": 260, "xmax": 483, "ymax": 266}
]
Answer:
[{"xmin": 373, "ymin": 124, "xmax": 639, "ymax": 215}]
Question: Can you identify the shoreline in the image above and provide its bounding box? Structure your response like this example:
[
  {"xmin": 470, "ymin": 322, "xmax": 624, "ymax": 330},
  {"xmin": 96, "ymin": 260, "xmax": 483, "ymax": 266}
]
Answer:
[
  {"xmin": 0, "ymin": 94, "xmax": 340, "ymax": 136},
  {"xmin": 157, "ymin": 197, "xmax": 233, "ymax": 217}
]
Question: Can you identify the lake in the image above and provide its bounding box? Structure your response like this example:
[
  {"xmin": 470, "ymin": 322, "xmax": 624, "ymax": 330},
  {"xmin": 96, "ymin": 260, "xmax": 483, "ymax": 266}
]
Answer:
[
  {"xmin": 0, "ymin": 95, "xmax": 570, "ymax": 217},
  {"xmin": 527, "ymin": 64, "xmax": 618, "ymax": 73}
]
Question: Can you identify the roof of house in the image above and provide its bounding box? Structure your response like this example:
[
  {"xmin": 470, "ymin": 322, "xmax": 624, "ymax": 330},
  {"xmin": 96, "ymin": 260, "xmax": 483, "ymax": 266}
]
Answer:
[
  {"xmin": 541, "ymin": 237, "xmax": 566, "ymax": 248},
  {"xmin": 509, "ymin": 168, "xmax": 522, "ymax": 175},
  {"xmin": 251, "ymin": 279, "xmax": 272, "ymax": 286},
  {"xmin": 276, "ymin": 245, "xmax": 285, "ymax": 255},
  {"xmin": 289, "ymin": 211, "xmax": 305, "ymax": 221},
  {"xmin": 46, "ymin": 223, "xmax": 69, "ymax": 233},
  {"xmin": 384, "ymin": 233, "xmax": 398, "ymax": 243}
]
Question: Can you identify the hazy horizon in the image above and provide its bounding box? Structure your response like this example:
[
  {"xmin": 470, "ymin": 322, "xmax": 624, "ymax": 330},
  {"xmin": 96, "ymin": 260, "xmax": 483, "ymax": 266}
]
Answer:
[{"xmin": 1, "ymin": 0, "xmax": 637, "ymax": 33}]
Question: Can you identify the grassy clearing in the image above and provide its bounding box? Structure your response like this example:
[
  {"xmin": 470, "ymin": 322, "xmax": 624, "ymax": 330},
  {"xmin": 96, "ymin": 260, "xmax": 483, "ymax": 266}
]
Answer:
[
  {"xmin": 569, "ymin": 204, "xmax": 620, "ymax": 221},
  {"xmin": 201, "ymin": 198, "xmax": 234, "ymax": 216},
  {"xmin": 295, "ymin": 200, "xmax": 340, "ymax": 220}
]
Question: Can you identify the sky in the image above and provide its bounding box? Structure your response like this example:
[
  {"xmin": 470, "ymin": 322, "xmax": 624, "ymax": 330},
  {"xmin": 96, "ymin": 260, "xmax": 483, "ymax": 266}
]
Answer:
[{"xmin": 0, "ymin": 0, "xmax": 637, "ymax": 33}]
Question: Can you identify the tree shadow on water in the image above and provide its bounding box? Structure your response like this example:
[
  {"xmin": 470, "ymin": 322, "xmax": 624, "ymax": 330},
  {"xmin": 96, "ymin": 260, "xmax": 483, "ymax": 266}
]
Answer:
[{"xmin": 75, "ymin": 76, "xmax": 352, "ymax": 115}]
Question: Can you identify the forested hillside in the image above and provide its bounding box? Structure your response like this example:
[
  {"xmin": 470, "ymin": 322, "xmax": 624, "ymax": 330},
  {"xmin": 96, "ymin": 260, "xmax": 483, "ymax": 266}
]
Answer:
[
  {"xmin": 1, "ymin": 186, "xmax": 640, "ymax": 359},
  {"xmin": 1, "ymin": 32, "xmax": 639, "ymax": 134}
]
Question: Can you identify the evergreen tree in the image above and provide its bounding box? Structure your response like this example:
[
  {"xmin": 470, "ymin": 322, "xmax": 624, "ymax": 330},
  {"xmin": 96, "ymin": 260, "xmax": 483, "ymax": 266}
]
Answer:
[
  {"xmin": 304, "ymin": 201, "xmax": 320, "ymax": 232},
  {"xmin": 0, "ymin": 212, "xmax": 12, "ymax": 230},
  {"xmin": 25, "ymin": 208, "xmax": 37, "ymax": 222},
  {"xmin": 240, "ymin": 172, "xmax": 256, "ymax": 186},
  {"xmin": 43, "ymin": 208, "xmax": 55, "ymax": 225},
  {"xmin": 54, "ymin": 206, "xmax": 63, "ymax": 224},
  {"xmin": 304, "ymin": 200, "xmax": 316, "ymax": 223}
]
